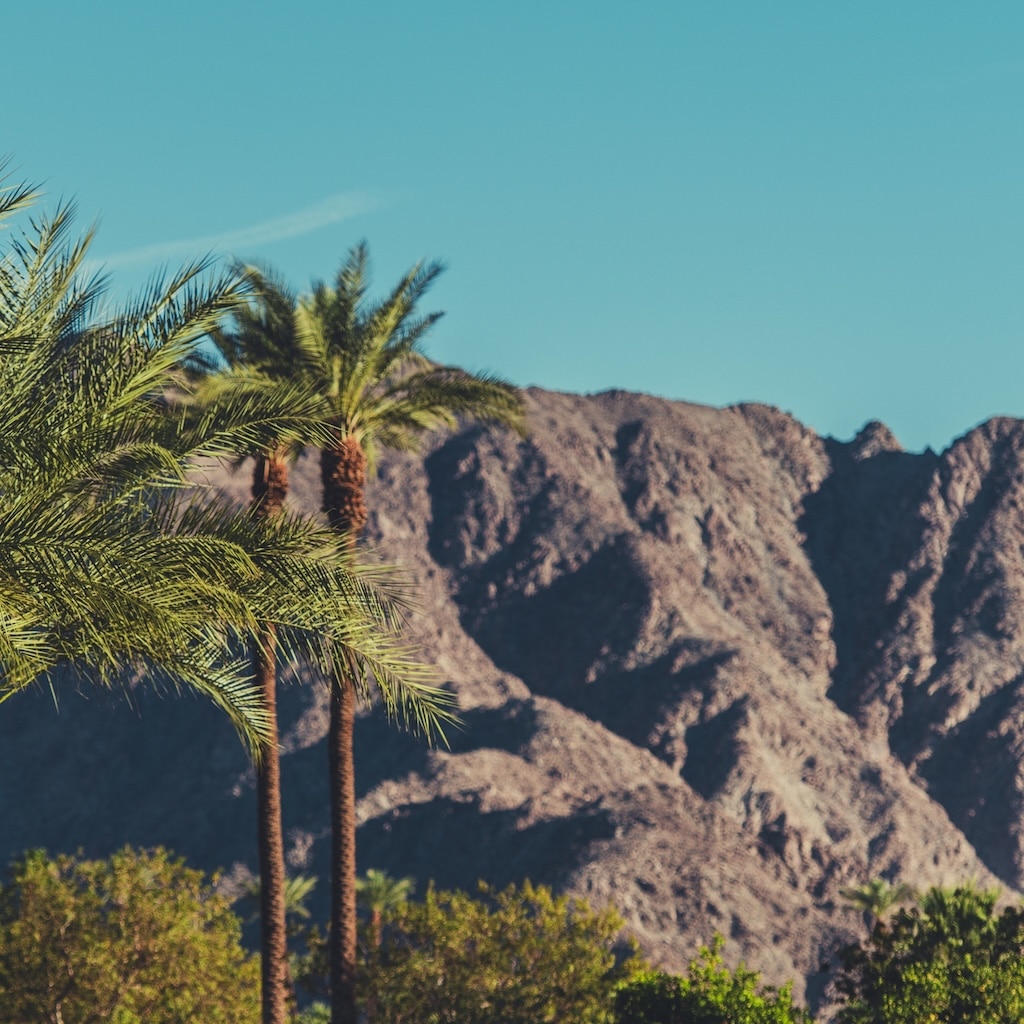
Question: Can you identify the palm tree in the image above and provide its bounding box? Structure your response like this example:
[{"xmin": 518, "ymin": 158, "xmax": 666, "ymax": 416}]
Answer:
[
  {"xmin": 840, "ymin": 878, "xmax": 917, "ymax": 933},
  {"xmin": 198, "ymin": 262, "xmax": 464, "ymax": 1024},
  {"xmin": 356, "ymin": 868, "xmax": 415, "ymax": 950},
  {"xmin": 295, "ymin": 242, "xmax": 526, "ymax": 1024},
  {"xmin": 0, "ymin": 180, "xmax": 456, "ymax": 1024},
  {"xmin": 0, "ymin": 180, "xmax": 274, "ymax": 737},
  {"xmin": 356, "ymin": 869, "xmax": 414, "ymax": 1024},
  {"xmin": 201, "ymin": 265, "xmax": 306, "ymax": 1024},
  {"xmin": 241, "ymin": 872, "xmax": 320, "ymax": 931},
  {"xmin": 239, "ymin": 870, "xmax": 320, "ymax": 1017}
]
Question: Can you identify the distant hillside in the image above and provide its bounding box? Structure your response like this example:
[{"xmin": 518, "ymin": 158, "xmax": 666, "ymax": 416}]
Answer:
[{"xmin": 6, "ymin": 386, "xmax": 1024, "ymax": 1009}]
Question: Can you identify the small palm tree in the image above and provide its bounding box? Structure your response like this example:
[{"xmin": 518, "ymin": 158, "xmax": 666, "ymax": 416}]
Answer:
[
  {"xmin": 356, "ymin": 869, "xmax": 415, "ymax": 950},
  {"xmin": 239, "ymin": 872, "xmax": 319, "ymax": 1019},
  {"xmin": 240, "ymin": 872, "xmax": 319, "ymax": 929},
  {"xmin": 295, "ymin": 242, "xmax": 526, "ymax": 1024},
  {"xmin": 356, "ymin": 869, "xmax": 413, "ymax": 1024},
  {"xmin": 840, "ymin": 878, "xmax": 917, "ymax": 933}
]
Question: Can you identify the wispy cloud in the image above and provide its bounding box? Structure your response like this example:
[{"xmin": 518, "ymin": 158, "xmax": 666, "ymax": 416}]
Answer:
[{"xmin": 92, "ymin": 191, "xmax": 387, "ymax": 271}]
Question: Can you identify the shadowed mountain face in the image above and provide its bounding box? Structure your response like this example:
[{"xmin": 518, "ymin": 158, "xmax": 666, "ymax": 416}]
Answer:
[{"xmin": 6, "ymin": 387, "xmax": 1024, "ymax": 1007}]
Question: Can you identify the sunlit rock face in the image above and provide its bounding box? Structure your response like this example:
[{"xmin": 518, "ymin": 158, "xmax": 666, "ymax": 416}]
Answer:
[{"xmin": 7, "ymin": 386, "xmax": 1024, "ymax": 1010}]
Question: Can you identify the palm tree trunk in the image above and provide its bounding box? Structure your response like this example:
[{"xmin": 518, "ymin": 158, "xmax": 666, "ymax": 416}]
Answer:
[
  {"xmin": 256, "ymin": 626, "xmax": 289, "ymax": 1024},
  {"xmin": 252, "ymin": 453, "xmax": 290, "ymax": 1024},
  {"xmin": 329, "ymin": 669, "xmax": 359, "ymax": 1024},
  {"xmin": 321, "ymin": 437, "xmax": 368, "ymax": 1024},
  {"xmin": 365, "ymin": 907, "xmax": 383, "ymax": 1024},
  {"xmin": 254, "ymin": 451, "xmax": 290, "ymax": 519},
  {"xmin": 321, "ymin": 436, "xmax": 368, "ymax": 537}
]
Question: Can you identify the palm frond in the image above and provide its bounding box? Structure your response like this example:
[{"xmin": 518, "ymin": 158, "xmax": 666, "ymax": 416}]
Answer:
[
  {"xmin": 0, "ymin": 184, "xmax": 464, "ymax": 757},
  {"xmin": 0, "ymin": 163, "xmax": 40, "ymax": 224}
]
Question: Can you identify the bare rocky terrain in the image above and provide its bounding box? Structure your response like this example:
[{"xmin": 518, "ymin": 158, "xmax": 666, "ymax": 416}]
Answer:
[{"xmin": 5, "ymin": 386, "xmax": 1024, "ymax": 1009}]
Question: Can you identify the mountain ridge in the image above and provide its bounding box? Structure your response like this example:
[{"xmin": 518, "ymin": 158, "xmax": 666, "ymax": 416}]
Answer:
[{"xmin": 5, "ymin": 385, "xmax": 1024, "ymax": 1009}]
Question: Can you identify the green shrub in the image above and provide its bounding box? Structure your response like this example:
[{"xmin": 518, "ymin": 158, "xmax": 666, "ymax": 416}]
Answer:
[
  {"xmin": 349, "ymin": 879, "xmax": 642, "ymax": 1024},
  {"xmin": 833, "ymin": 884, "xmax": 1024, "ymax": 1024},
  {"xmin": 615, "ymin": 936, "xmax": 812, "ymax": 1024},
  {"xmin": 0, "ymin": 847, "xmax": 260, "ymax": 1024}
]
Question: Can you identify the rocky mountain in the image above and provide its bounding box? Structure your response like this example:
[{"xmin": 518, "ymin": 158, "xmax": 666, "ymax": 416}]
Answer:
[{"xmin": 5, "ymin": 386, "xmax": 1024, "ymax": 1009}]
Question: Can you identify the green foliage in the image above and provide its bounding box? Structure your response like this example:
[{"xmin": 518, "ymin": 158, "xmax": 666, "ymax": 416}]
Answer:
[
  {"xmin": 294, "ymin": 1002, "xmax": 330, "ymax": 1024},
  {"xmin": 293, "ymin": 241, "xmax": 527, "ymax": 469},
  {"xmin": 615, "ymin": 936, "xmax": 812, "ymax": 1024},
  {"xmin": 0, "ymin": 847, "xmax": 260, "ymax": 1024},
  {"xmin": 0, "ymin": 172, "xmax": 455, "ymax": 758},
  {"xmin": 832, "ymin": 884, "xmax": 1024, "ymax": 1023},
  {"xmin": 840, "ymin": 879, "xmax": 916, "ymax": 931},
  {"xmin": 236, "ymin": 871, "xmax": 320, "ymax": 945},
  {"xmin": 348, "ymin": 879, "xmax": 642, "ymax": 1024},
  {"xmin": 357, "ymin": 867, "xmax": 415, "ymax": 949}
]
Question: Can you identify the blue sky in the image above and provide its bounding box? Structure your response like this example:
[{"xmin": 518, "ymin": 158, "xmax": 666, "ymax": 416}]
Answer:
[{"xmin": 6, "ymin": 3, "xmax": 1024, "ymax": 452}]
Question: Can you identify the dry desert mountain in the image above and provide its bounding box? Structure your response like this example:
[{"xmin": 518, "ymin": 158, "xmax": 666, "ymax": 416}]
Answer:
[{"xmin": 6, "ymin": 386, "xmax": 1024, "ymax": 1007}]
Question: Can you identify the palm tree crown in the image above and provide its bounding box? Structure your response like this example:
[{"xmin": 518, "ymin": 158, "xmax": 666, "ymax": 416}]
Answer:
[
  {"xmin": 840, "ymin": 878, "xmax": 917, "ymax": 932},
  {"xmin": 295, "ymin": 242, "xmax": 525, "ymax": 534},
  {"xmin": 0, "ymin": 182, "xmax": 265, "ymax": 740},
  {"xmin": 357, "ymin": 868, "xmax": 415, "ymax": 948}
]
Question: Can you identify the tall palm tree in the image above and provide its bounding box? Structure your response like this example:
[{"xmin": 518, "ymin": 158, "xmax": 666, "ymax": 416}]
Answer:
[
  {"xmin": 202, "ymin": 265, "xmax": 306, "ymax": 1024},
  {"xmin": 295, "ymin": 243, "xmax": 526, "ymax": 1024},
  {"xmin": 199, "ymin": 263, "xmax": 462, "ymax": 1024},
  {"xmin": 0, "ymin": 177, "xmax": 455, "ymax": 995}
]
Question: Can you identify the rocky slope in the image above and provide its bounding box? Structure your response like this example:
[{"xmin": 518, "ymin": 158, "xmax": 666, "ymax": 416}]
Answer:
[{"xmin": 6, "ymin": 387, "xmax": 1024, "ymax": 1008}]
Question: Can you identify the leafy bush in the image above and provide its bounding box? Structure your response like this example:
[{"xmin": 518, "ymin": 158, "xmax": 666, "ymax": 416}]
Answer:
[
  {"xmin": 338, "ymin": 879, "xmax": 642, "ymax": 1024},
  {"xmin": 0, "ymin": 847, "xmax": 260, "ymax": 1024},
  {"xmin": 294, "ymin": 1002, "xmax": 330, "ymax": 1024},
  {"xmin": 832, "ymin": 884, "xmax": 1024, "ymax": 1024},
  {"xmin": 615, "ymin": 936, "xmax": 812, "ymax": 1024}
]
